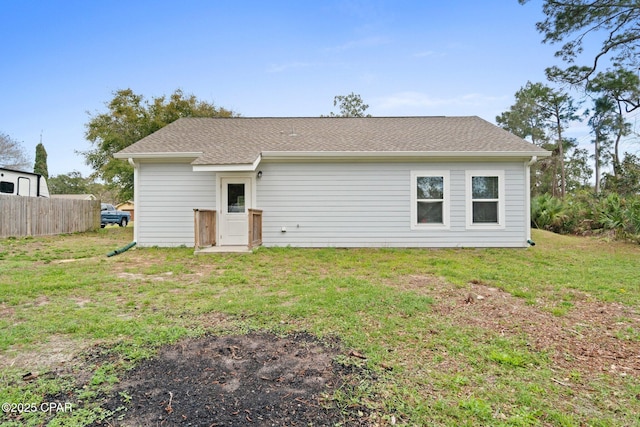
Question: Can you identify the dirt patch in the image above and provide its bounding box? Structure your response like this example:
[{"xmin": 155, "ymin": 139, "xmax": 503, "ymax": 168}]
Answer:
[
  {"xmin": 92, "ymin": 332, "xmax": 371, "ymax": 426},
  {"xmin": 0, "ymin": 302, "xmax": 14, "ymax": 318},
  {"xmin": 0, "ymin": 335, "xmax": 81, "ymax": 370},
  {"xmin": 403, "ymin": 275, "xmax": 640, "ymax": 379}
]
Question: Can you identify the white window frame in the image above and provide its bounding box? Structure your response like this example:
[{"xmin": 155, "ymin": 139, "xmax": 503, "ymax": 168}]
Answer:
[
  {"xmin": 465, "ymin": 170, "xmax": 505, "ymax": 229},
  {"xmin": 411, "ymin": 170, "xmax": 450, "ymax": 230}
]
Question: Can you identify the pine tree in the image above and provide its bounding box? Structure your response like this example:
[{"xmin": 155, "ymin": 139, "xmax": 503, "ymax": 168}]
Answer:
[{"xmin": 34, "ymin": 142, "xmax": 48, "ymax": 178}]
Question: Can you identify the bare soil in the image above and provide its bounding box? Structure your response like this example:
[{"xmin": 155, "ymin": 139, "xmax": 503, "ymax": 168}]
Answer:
[
  {"xmin": 90, "ymin": 332, "xmax": 372, "ymax": 427},
  {"xmin": 403, "ymin": 275, "xmax": 640, "ymax": 380}
]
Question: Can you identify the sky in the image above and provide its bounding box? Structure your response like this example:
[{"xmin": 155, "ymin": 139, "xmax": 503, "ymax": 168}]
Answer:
[{"xmin": 1, "ymin": 0, "xmax": 636, "ymax": 177}]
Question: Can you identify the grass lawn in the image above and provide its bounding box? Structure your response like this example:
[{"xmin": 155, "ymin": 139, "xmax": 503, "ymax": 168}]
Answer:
[{"xmin": 0, "ymin": 227, "xmax": 638, "ymax": 426}]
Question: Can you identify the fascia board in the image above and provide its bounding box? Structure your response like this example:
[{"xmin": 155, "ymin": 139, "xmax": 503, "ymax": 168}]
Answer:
[
  {"xmin": 260, "ymin": 150, "xmax": 551, "ymax": 160},
  {"xmin": 113, "ymin": 152, "xmax": 203, "ymax": 159},
  {"xmin": 191, "ymin": 155, "xmax": 262, "ymax": 172}
]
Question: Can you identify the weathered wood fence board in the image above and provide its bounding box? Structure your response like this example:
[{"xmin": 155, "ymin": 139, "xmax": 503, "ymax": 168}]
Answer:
[
  {"xmin": 0, "ymin": 195, "xmax": 100, "ymax": 238},
  {"xmin": 248, "ymin": 209, "xmax": 263, "ymax": 249},
  {"xmin": 193, "ymin": 209, "xmax": 216, "ymax": 249}
]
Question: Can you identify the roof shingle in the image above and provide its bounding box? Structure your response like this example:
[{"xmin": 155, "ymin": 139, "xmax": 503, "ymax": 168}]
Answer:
[{"xmin": 115, "ymin": 116, "xmax": 549, "ymax": 165}]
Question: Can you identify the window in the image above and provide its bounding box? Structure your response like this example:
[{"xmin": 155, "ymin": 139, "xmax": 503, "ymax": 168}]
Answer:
[
  {"xmin": 466, "ymin": 170, "xmax": 505, "ymax": 228},
  {"xmin": 227, "ymin": 183, "xmax": 245, "ymax": 213},
  {"xmin": 0, "ymin": 181, "xmax": 14, "ymax": 194},
  {"xmin": 411, "ymin": 171, "xmax": 449, "ymax": 229}
]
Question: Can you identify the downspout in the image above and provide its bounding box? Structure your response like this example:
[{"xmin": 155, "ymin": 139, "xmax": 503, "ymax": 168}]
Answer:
[
  {"xmin": 525, "ymin": 156, "xmax": 537, "ymax": 246},
  {"xmin": 107, "ymin": 241, "xmax": 137, "ymax": 257},
  {"xmin": 128, "ymin": 158, "xmax": 139, "ymax": 244}
]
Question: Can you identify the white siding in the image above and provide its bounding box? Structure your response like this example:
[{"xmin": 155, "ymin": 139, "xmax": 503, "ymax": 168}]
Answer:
[
  {"xmin": 256, "ymin": 161, "xmax": 529, "ymax": 248},
  {"xmin": 137, "ymin": 161, "xmax": 216, "ymax": 247},
  {"xmin": 134, "ymin": 160, "xmax": 530, "ymax": 248}
]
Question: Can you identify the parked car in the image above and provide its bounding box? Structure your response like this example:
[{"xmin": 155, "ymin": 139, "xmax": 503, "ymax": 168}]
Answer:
[{"xmin": 101, "ymin": 203, "xmax": 131, "ymax": 228}]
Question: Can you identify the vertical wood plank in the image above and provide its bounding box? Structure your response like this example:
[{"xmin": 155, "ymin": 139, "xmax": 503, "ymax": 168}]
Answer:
[{"xmin": 0, "ymin": 195, "xmax": 101, "ymax": 238}]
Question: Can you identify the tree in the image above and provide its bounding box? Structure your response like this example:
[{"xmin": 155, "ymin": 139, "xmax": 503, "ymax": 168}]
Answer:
[
  {"xmin": 496, "ymin": 82, "xmax": 550, "ymax": 145},
  {"xmin": 0, "ymin": 132, "xmax": 31, "ymax": 171},
  {"xmin": 565, "ymin": 147, "xmax": 593, "ymax": 192},
  {"xmin": 82, "ymin": 88, "xmax": 236, "ymax": 202},
  {"xmin": 546, "ymin": 87, "xmax": 581, "ymax": 197},
  {"xmin": 48, "ymin": 171, "xmax": 115, "ymax": 201},
  {"xmin": 586, "ymin": 96, "xmax": 615, "ymax": 193},
  {"xmin": 602, "ymin": 152, "xmax": 640, "ymax": 195},
  {"xmin": 325, "ymin": 93, "xmax": 371, "ymax": 117},
  {"xmin": 496, "ymin": 82, "xmax": 580, "ymax": 197},
  {"xmin": 48, "ymin": 171, "xmax": 90, "ymax": 194},
  {"xmin": 521, "ymin": 0, "xmax": 640, "ymax": 111},
  {"xmin": 586, "ymin": 68, "xmax": 638, "ymax": 175},
  {"xmin": 34, "ymin": 142, "xmax": 48, "ymax": 178}
]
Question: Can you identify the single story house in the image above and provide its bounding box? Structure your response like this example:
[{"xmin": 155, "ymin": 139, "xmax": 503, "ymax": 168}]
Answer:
[
  {"xmin": 115, "ymin": 200, "xmax": 135, "ymax": 221},
  {"xmin": 114, "ymin": 116, "xmax": 550, "ymax": 249}
]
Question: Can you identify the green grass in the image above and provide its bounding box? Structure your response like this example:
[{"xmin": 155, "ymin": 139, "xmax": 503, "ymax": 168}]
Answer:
[{"xmin": 0, "ymin": 228, "xmax": 639, "ymax": 426}]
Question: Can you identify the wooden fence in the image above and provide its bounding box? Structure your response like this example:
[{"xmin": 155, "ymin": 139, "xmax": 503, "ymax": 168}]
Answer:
[
  {"xmin": 0, "ymin": 195, "xmax": 101, "ymax": 238},
  {"xmin": 193, "ymin": 209, "xmax": 216, "ymax": 249},
  {"xmin": 248, "ymin": 209, "xmax": 263, "ymax": 249},
  {"xmin": 193, "ymin": 208, "xmax": 263, "ymax": 250}
]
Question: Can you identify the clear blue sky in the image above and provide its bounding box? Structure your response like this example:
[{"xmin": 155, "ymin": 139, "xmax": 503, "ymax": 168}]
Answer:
[{"xmin": 1, "ymin": 1, "xmax": 608, "ymax": 177}]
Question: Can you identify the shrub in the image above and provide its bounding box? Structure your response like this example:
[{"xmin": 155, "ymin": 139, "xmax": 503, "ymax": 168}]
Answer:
[
  {"xmin": 598, "ymin": 193, "xmax": 626, "ymax": 238},
  {"xmin": 531, "ymin": 194, "xmax": 568, "ymax": 233},
  {"xmin": 622, "ymin": 196, "xmax": 640, "ymax": 241},
  {"xmin": 531, "ymin": 192, "xmax": 640, "ymax": 242}
]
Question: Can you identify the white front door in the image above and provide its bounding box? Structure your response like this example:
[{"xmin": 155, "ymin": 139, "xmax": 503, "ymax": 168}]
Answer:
[{"xmin": 220, "ymin": 177, "xmax": 250, "ymax": 246}]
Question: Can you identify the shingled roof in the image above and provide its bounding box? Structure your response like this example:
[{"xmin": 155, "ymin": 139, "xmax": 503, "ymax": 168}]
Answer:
[{"xmin": 114, "ymin": 116, "xmax": 549, "ymax": 167}]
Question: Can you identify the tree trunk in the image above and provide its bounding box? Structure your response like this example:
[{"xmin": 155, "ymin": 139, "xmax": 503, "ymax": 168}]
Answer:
[
  {"xmin": 594, "ymin": 134, "xmax": 601, "ymax": 194},
  {"xmin": 613, "ymin": 102, "xmax": 623, "ymax": 179},
  {"xmin": 613, "ymin": 131, "xmax": 622, "ymax": 179},
  {"xmin": 555, "ymin": 107, "xmax": 566, "ymax": 198},
  {"xmin": 551, "ymin": 155, "xmax": 559, "ymax": 198}
]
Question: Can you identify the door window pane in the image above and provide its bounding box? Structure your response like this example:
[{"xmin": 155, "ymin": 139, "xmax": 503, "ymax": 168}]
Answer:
[{"xmin": 227, "ymin": 183, "xmax": 245, "ymax": 213}]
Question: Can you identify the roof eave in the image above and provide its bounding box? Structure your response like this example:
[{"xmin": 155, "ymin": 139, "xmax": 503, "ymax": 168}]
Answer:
[
  {"xmin": 260, "ymin": 150, "xmax": 552, "ymax": 160},
  {"xmin": 114, "ymin": 150, "xmax": 551, "ymax": 168},
  {"xmin": 113, "ymin": 152, "xmax": 203, "ymax": 159},
  {"xmin": 192, "ymin": 155, "xmax": 262, "ymax": 172}
]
